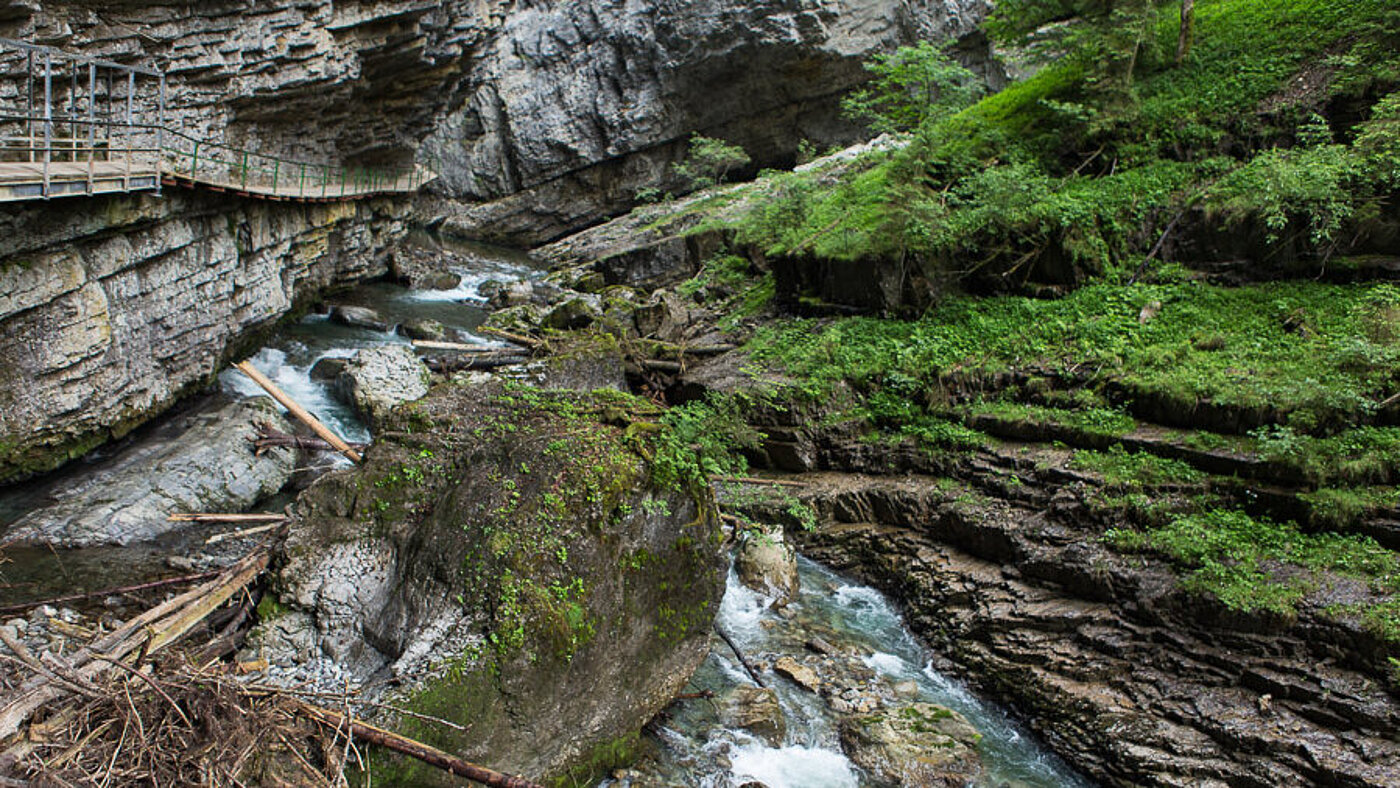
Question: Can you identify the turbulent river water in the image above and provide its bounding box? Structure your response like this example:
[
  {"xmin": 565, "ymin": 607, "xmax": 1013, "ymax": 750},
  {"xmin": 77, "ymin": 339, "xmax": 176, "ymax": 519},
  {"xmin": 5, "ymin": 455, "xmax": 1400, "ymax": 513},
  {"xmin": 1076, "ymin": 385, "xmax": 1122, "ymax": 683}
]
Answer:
[
  {"xmin": 608, "ymin": 559, "xmax": 1089, "ymax": 788},
  {"xmin": 0, "ymin": 233, "xmax": 1088, "ymax": 786}
]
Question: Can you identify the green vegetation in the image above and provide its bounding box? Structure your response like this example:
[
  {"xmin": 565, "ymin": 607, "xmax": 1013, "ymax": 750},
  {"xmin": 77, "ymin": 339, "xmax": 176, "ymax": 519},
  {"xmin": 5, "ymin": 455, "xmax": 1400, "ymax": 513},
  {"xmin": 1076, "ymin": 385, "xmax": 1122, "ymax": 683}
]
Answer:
[
  {"xmin": 713, "ymin": 0, "xmax": 1400, "ymax": 277},
  {"xmin": 1107, "ymin": 509, "xmax": 1399, "ymax": 615},
  {"xmin": 1071, "ymin": 445, "xmax": 1205, "ymax": 487},
  {"xmin": 750, "ymin": 281, "xmax": 1400, "ymax": 434},
  {"xmin": 672, "ymin": 133, "xmax": 752, "ymax": 190},
  {"xmin": 841, "ymin": 41, "xmax": 983, "ymax": 133}
]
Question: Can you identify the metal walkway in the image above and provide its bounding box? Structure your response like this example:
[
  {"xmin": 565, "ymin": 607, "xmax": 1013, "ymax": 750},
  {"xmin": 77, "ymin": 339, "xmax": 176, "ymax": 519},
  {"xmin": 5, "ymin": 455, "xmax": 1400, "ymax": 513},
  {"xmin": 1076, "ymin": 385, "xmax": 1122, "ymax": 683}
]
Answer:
[{"xmin": 0, "ymin": 38, "xmax": 430, "ymax": 204}]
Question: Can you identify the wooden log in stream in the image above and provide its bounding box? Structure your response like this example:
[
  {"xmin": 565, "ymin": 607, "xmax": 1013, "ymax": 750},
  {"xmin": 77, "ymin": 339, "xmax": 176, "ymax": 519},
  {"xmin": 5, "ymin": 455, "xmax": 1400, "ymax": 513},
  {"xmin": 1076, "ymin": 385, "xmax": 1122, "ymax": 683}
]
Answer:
[
  {"xmin": 411, "ymin": 339, "xmax": 501, "ymax": 353},
  {"xmin": 714, "ymin": 624, "xmax": 766, "ymax": 688},
  {"xmin": 0, "ymin": 548, "xmax": 271, "ymax": 740},
  {"xmin": 478, "ymin": 325, "xmax": 542, "ymax": 348},
  {"xmin": 235, "ymin": 360, "xmax": 362, "ymax": 463},
  {"xmin": 168, "ymin": 513, "xmax": 288, "ymax": 524},
  {"xmin": 252, "ymin": 423, "xmax": 368, "ymax": 455},
  {"xmin": 424, "ymin": 352, "xmax": 529, "ymax": 374}
]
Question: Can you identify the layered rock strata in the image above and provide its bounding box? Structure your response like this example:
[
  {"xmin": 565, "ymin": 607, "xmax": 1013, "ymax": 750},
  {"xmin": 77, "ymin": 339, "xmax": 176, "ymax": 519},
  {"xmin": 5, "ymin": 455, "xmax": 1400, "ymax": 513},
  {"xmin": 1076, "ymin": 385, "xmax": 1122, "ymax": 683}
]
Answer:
[
  {"xmin": 421, "ymin": 0, "xmax": 993, "ymax": 244},
  {"xmin": 0, "ymin": 191, "xmax": 408, "ymax": 481},
  {"xmin": 736, "ymin": 467, "xmax": 1400, "ymax": 786}
]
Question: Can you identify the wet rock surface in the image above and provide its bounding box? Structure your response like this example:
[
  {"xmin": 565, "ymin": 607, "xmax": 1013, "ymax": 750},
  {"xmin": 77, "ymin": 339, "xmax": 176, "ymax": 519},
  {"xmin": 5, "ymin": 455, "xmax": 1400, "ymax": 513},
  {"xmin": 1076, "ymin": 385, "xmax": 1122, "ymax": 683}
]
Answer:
[
  {"xmin": 422, "ymin": 0, "xmax": 994, "ymax": 245},
  {"xmin": 3, "ymin": 397, "xmax": 295, "ymax": 548},
  {"xmin": 332, "ymin": 345, "xmax": 432, "ymax": 427},
  {"xmin": 328, "ymin": 305, "xmax": 391, "ymax": 333},
  {"xmin": 0, "ymin": 194, "xmax": 410, "ymax": 483},
  {"xmin": 735, "ymin": 524, "xmax": 801, "ymax": 606},
  {"xmin": 838, "ymin": 701, "xmax": 982, "ymax": 787},
  {"xmin": 744, "ymin": 469, "xmax": 1400, "ymax": 787}
]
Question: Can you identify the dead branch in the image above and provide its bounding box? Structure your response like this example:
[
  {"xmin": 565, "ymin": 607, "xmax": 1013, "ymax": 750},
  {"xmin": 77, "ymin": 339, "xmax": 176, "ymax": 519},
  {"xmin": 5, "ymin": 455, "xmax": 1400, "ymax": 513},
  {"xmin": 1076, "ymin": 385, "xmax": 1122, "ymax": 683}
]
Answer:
[
  {"xmin": 294, "ymin": 702, "xmax": 543, "ymax": 788},
  {"xmin": 714, "ymin": 625, "xmax": 766, "ymax": 688},
  {"xmin": 0, "ymin": 571, "xmax": 222, "ymax": 616}
]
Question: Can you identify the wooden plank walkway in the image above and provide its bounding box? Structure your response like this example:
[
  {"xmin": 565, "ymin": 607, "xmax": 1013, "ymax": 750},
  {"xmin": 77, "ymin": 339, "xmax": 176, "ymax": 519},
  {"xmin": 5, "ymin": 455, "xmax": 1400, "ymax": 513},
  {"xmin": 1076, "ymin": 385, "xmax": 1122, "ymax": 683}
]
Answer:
[
  {"xmin": 159, "ymin": 164, "xmax": 430, "ymax": 203},
  {"xmin": 0, "ymin": 160, "xmax": 160, "ymax": 201},
  {"xmin": 0, "ymin": 160, "xmax": 430, "ymax": 204}
]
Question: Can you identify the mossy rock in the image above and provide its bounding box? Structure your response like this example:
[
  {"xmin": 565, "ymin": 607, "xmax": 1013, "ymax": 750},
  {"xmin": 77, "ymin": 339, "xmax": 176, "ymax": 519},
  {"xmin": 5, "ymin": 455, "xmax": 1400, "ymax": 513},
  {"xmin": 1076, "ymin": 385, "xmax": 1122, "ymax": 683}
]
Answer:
[{"xmin": 263, "ymin": 379, "xmax": 726, "ymax": 786}]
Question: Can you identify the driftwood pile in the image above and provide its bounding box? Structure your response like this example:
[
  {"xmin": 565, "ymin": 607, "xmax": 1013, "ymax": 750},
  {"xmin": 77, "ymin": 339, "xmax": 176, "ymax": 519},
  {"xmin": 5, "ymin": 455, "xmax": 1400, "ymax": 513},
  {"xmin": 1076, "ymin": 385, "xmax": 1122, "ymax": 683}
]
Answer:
[{"xmin": 0, "ymin": 543, "xmax": 542, "ymax": 788}]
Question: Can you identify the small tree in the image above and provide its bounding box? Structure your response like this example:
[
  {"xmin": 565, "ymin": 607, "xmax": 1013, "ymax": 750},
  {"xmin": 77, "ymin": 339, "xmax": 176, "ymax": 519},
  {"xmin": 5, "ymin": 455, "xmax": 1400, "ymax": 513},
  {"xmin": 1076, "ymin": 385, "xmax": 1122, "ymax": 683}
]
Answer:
[
  {"xmin": 672, "ymin": 133, "xmax": 751, "ymax": 189},
  {"xmin": 840, "ymin": 41, "xmax": 983, "ymax": 134}
]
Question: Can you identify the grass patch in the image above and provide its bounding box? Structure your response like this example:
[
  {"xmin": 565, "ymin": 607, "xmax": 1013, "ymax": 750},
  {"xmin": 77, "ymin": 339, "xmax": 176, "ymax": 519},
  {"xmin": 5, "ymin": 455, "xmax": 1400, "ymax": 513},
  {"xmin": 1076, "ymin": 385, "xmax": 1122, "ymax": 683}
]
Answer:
[
  {"xmin": 1108, "ymin": 508, "xmax": 1399, "ymax": 617},
  {"xmin": 1071, "ymin": 445, "xmax": 1206, "ymax": 487}
]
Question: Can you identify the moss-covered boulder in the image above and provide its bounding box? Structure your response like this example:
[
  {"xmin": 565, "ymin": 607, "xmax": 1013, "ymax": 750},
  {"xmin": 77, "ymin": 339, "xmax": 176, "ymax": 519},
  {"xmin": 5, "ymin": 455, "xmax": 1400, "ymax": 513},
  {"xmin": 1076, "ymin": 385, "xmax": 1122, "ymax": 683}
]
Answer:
[{"xmin": 253, "ymin": 378, "xmax": 725, "ymax": 785}]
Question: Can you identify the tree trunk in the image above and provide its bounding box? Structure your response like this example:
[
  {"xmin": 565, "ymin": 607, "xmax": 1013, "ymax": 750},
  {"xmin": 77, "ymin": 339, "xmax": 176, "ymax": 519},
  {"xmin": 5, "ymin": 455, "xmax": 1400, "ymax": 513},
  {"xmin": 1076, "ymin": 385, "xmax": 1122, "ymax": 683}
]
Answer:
[{"xmin": 1176, "ymin": 0, "xmax": 1196, "ymax": 65}]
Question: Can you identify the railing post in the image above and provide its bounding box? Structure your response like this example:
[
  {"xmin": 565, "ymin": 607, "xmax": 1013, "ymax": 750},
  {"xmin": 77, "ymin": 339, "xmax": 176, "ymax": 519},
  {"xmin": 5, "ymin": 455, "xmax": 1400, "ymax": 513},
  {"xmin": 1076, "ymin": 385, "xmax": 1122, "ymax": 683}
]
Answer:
[
  {"xmin": 321, "ymin": 165, "xmax": 328, "ymax": 199},
  {"xmin": 241, "ymin": 151, "xmax": 248, "ymax": 189},
  {"xmin": 42, "ymin": 52, "xmax": 51, "ymax": 198},
  {"xmin": 191, "ymin": 140, "xmax": 200, "ymax": 179},
  {"xmin": 24, "ymin": 50, "xmax": 33, "ymax": 162},
  {"xmin": 272, "ymin": 158, "xmax": 279, "ymax": 193},
  {"xmin": 298, "ymin": 162, "xmax": 306, "ymax": 198},
  {"xmin": 87, "ymin": 61, "xmax": 96, "ymax": 194},
  {"xmin": 124, "ymin": 69, "xmax": 134, "ymax": 189},
  {"xmin": 339, "ymin": 165, "xmax": 347, "ymax": 197}
]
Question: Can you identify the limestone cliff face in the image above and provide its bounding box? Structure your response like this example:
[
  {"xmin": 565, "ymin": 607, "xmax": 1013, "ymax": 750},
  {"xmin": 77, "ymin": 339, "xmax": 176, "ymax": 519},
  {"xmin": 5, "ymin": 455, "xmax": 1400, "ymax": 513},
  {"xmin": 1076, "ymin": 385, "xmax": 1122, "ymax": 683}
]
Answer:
[
  {"xmin": 421, "ymin": 0, "xmax": 993, "ymax": 244},
  {"xmin": 0, "ymin": 192, "xmax": 407, "ymax": 482},
  {"xmin": 0, "ymin": 0, "xmax": 474, "ymax": 480},
  {"xmin": 0, "ymin": 0, "xmax": 490, "ymax": 165}
]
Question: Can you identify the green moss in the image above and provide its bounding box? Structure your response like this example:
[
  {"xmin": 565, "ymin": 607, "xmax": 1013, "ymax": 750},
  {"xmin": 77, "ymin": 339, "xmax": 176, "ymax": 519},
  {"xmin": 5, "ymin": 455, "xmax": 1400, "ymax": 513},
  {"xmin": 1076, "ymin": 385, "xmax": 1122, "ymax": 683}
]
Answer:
[
  {"xmin": 1106, "ymin": 508, "xmax": 1399, "ymax": 615},
  {"xmin": 547, "ymin": 731, "xmax": 643, "ymax": 788},
  {"xmin": 1071, "ymin": 445, "xmax": 1205, "ymax": 488}
]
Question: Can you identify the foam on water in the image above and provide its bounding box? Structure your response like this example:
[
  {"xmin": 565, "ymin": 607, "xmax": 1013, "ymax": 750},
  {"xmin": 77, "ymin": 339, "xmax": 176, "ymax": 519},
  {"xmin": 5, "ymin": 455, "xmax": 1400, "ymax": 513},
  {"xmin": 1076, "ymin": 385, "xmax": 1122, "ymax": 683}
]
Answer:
[
  {"xmin": 716, "ymin": 565, "xmax": 772, "ymax": 647},
  {"xmin": 729, "ymin": 744, "xmax": 859, "ymax": 788},
  {"xmin": 219, "ymin": 346, "xmax": 370, "ymax": 444},
  {"xmin": 863, "ymin": 651, "xmax": 910, "ymax": 678}
]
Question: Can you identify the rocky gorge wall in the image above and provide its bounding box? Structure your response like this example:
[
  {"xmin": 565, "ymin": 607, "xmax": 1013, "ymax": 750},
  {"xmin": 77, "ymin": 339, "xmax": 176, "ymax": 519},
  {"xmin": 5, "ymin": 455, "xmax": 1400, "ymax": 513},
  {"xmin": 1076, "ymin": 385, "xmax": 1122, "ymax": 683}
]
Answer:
[
  {"xmin": 0, "ymin": 190, "xmax": 407, "ymax": 482},
  {"xmin": 420, "ymin": 0, "xmax": 994, "ymax": 245}
]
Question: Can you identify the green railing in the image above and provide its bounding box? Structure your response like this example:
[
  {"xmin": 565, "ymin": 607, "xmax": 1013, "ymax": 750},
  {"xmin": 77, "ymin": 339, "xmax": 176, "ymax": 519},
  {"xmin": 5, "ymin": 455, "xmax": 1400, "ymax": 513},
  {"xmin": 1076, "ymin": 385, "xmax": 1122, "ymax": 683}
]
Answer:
[
  {"xmin": 0, "ymin": 112, "xmax": 434, "ymax": 201},
  {"xmin": 160, "ymin": 124, "xmax": 435, "ymax": 198}
]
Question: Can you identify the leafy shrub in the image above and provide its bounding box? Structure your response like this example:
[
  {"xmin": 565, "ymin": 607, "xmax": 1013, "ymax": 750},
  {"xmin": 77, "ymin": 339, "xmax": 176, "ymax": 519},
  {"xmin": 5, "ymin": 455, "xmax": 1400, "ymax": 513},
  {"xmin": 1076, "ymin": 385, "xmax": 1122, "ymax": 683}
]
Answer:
[
  {"xmin": 672, "ymin": 133, "xmax": 751, "ymax": 189},
  {"xmin": 841, "ymin": 41, "xmax": 983, "ymax": 134}
]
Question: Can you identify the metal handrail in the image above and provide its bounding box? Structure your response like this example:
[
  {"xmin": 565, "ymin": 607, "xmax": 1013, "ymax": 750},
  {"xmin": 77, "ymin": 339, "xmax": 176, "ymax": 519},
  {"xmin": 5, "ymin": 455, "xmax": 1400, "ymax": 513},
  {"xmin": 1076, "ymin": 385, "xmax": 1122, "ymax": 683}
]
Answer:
[{"xmin": 0, "ymin": 112, "xmax": 435, "ymax": 199}]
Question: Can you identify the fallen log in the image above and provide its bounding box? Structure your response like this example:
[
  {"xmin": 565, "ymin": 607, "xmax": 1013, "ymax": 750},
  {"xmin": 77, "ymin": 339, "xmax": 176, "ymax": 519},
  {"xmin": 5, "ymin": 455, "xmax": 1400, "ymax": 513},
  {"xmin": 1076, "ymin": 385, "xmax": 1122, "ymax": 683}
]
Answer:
[
  {"xmin": 295, "ymin": 701, "xmax": 545, "ymax": 788},
  {"xmin": 0, "ymin": 570, "xmax": 223, "ymax": 616},
  {"xmin": 425, "ymin": 352, "xmax": 529, "ymax": 374},
  {"xmin": 640, "ymin": 340, "xmax": 737, "ymax": 359},
  {"xmin": 252, "ymin": 423, "xmax": 368, "ymax": 455},
  {"xmin": 169, "ymin": 513, "xmax": 288, "ymax": 524},
  {"xmin": 638, "ymin": 359, "xmax": 683, "ymax": 374},
  {"xmin": 715, "ymin": 475, "xmax": 809, "ymax": 488},
  {"xmin": 478, "ymin": 326, "xmax": 542, "ymax": 349},
  {"xmin": 0, "ymin": 548, "xmax": 270, "ymax": 740},
  {"xmin": 235, "ymin": 360, "xmax": 363, "ymax": 463},
  {"xmin": 205, "ymin": 522, "xmax": 285, "ymax": 545},
  {"xmin": 411, "ymin": 339, "xmax": 500, "ymax": 353},
  {"xmin": 714, "ymin": 624, "xmax": 766, "ymax": 688}
]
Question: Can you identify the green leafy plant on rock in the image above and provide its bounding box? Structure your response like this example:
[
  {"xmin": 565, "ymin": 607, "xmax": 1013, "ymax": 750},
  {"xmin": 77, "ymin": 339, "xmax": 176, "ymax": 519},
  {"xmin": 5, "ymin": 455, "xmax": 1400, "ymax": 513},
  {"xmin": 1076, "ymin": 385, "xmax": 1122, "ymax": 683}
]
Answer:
[{"xmin": 672, "ymin": 133, "xmax": 751, "ymax": 190}]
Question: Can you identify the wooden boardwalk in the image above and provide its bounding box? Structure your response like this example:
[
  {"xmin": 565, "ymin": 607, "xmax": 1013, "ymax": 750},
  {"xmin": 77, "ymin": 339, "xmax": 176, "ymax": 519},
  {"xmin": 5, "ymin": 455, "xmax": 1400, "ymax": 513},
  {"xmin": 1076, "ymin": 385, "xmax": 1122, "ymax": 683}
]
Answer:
[
  {"xmin": 0, "ymin": 159, "xmax": 160, "ymax": 201},
  {"xmin": 0, "ymin": 159, "xmax": 430, "ymax": 203}
]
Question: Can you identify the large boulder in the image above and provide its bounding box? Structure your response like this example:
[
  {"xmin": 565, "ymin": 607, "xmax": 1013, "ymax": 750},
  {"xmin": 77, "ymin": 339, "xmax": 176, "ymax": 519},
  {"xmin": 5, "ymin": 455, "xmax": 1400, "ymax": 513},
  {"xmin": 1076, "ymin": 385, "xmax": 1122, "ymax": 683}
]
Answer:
[
  {"xmin": 333, "ymin": 345, "xmax": 432, "ymax": 427},
  {"xmin": 2, "ymin": 397, "xmax": 295, "ymax": 548},
  {"xmin": 838, "ymin": 701, "xmax": 982, "ymax": 787},
  {"xmin": 250, "ymin": 381, "xmax": 726, "ymax": 784},
  {"xmin": 735, "ymin": 523, "xmax": 800, "ymax": 606}
]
